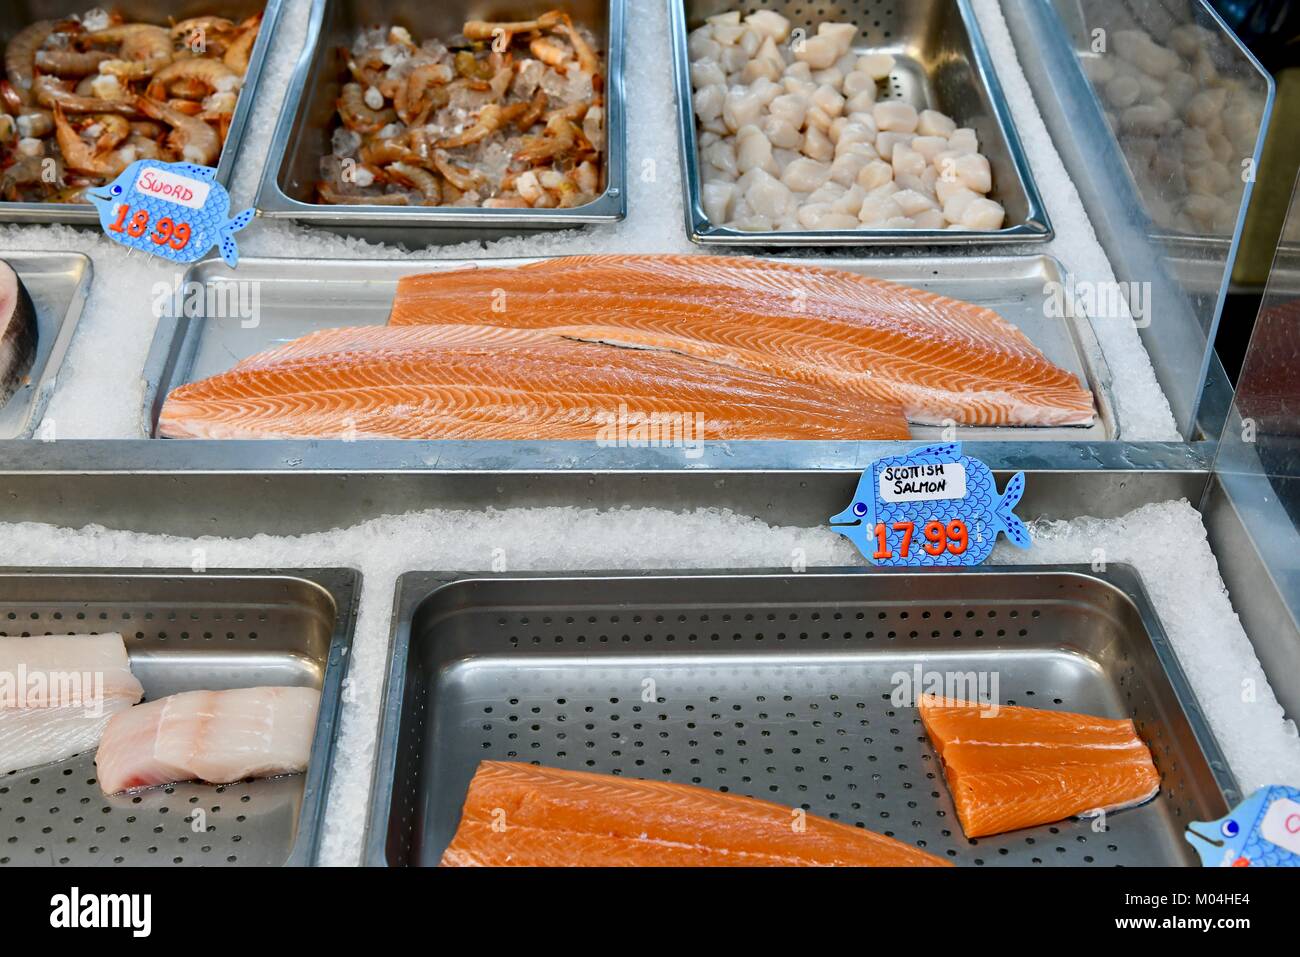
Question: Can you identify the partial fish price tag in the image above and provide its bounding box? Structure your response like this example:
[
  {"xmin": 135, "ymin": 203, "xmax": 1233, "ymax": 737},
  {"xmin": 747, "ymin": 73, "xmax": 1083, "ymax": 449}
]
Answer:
[
  {"xmin": 829, "ymin": 443, "xmax": 1031, "ymax": 566},
  {"xmin": 87, "ymin": 160, "xmax": 254, "ymax": 267},
  {"xmin": 1187, "ymin": 785, "xmax": 1300, "ymax": 867}
]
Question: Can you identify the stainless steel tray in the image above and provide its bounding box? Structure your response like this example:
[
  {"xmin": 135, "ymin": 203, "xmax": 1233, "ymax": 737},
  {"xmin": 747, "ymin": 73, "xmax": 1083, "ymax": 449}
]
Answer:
[
  {"xmin": 365, "ymin": 566, "xmax": 1237, "ymax": 867},
  {"xmin": 140, "ymin": 252, "xmax": 1116, "ymax": 441},
  {"xmin": 0, "ymin": 0, "xmax": 283, "ymax": 226},
  {"xmin": 0, "ymin": 567, "xmax": 360, "ymax": 867},
  {"xmin": 0, "ymin": 251, "xmax": 91, "ymax": 439},
  {"xmin": 669, "ymin": 0, "xmax": 1051, "ymax": 246},
  {"xmin": 254, "ymin": 0, "xmax": 627, "ymax": 244}
]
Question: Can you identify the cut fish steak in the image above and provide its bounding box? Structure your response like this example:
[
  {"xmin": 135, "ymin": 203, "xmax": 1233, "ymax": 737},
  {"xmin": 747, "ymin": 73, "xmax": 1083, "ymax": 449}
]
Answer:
[
  {"xmin": 0, "ymin": 634, "xmax": 143, "ymax": 776},
  {"xmin": 158, "ymin": 323, "xmax": 909, "ymax": 440},
  {"xmin": 388, "ymin": 254, "xmax": 1096, "ymax": 427},
  {"xmin": 919, "ymin": 694, "xmax": 1161, "ymax": 838},
  {"xmin": 94, "ymin": 686, "xmax": 320, "ymax": 794},
  {"xmin": 439, "ymin": 760, "xmax": 951, "ymax": 866}
]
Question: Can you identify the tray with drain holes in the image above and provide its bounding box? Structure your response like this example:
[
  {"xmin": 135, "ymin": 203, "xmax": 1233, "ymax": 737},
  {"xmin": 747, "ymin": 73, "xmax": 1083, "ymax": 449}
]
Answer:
[
  {"xmin": 366, "ymin": 565, "xmax": 1238, "ymax": 867},
  {"xmin": 0, "ymin": 568, "xmax": 360, "ymax": 867}
]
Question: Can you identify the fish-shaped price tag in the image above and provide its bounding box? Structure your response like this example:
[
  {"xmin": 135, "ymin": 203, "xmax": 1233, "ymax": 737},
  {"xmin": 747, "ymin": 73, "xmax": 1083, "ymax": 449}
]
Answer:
[
  {"xmin": 87, "ymin": 160, "xmax": 254, "ymax": 267},
  {"xmin": 829, "ymin": 442, "xmax": 1031, "ymax": 566},
  {"xmin": 1186, "ymin": 785, "xmax": 1300, "ymax": 867}
]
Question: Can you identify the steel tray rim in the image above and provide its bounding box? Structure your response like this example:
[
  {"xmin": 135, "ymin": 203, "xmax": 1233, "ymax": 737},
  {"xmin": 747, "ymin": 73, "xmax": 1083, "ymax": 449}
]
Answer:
[
  {"xmin": 363, "ymin": 563, "xmax": 1239, "ymax": 866},
  {"xmin": 253, "ymin": 0, "xmax": 628, "ymax": 230},
  {"xmin": 668, "ymin": 0, "xmax": 1053, "ymax": 247},
  {"xmin": 0, "ymin": 565, "xmax": 362, "ymax": 867},
  {"xmin": 0, "ymin": 0, "xmax": 284, "ymax": 227}
]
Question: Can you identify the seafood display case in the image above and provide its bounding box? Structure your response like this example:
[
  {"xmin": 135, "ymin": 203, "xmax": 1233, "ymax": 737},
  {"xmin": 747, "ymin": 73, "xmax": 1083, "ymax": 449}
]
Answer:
[
  {"xmin": 0, "ymin": 0, "xmax": 283, "ymax": 224},
  {"xmin": 0, "ymin": 0, "xmax": 1295, "ymax": 881}
]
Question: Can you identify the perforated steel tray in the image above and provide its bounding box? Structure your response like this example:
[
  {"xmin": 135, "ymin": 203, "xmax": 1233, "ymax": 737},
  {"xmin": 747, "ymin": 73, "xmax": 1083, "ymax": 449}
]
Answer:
[
  {"xmin": 366, "ymin": 566, "xmax": 1237, "ymax": 867},
  {"xmin": 0, "ymin": 568, "xmax": 360, "ymax": 867},
  {"xmin": 670, "ymin": 0, "xmax": 1051, "ymax": 245}
]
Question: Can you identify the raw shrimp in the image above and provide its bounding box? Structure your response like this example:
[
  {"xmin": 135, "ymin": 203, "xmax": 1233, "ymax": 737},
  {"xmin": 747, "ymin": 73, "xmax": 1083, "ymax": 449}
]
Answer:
[
  {"xmin": 463, "ymin": 11, "xmax": 563, "ymax": 43},
  {"xmin": 431, "ymin": 149, "xmax": 486, "ymax": 192},
  {"xmin": 395, "ymin": 62, "xmax": 453, "ymax": 125},
  {"xmin": 171, "ymin": 16, "xmax": 238, "ymax": 54},
  {"xmin": 5, "ymin": 21, "xmax": 55, "ymax": 100},
  {"xmin": 0, "ymin": 154, "xmax": 50, "ymax": 200},
  {"xmin": 338, "ymin": 82, "xmax": 396, "ymax": 133},
  {"xmin": 434, "ymin": 101, "xmax": 527, "ymax": 148},
  {"xmin": 556, "ymin": 15, "xmax": 600, "ymax": 76},
  {"xmin": 530, "ymin": 37, "xmax": 570, "ymax": 70},
  {"xmin": 136, "ymin": 96, "xmax": 219, "ymax": 165},
  {"xmin": 385, "ymin": 162, "xmax": 441, "ymax": 204},
  {"xmin": 360, "ymin": 136, "xmax": 423, "ymax": 166},
  {"xmin": 515, "ymin": 112, "xmax": 577, "ymax": 163}
]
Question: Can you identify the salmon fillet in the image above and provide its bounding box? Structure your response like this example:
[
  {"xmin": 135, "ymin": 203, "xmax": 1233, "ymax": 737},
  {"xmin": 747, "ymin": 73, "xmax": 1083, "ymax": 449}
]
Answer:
[
  {"xmin": 158, "ymin": 324, "xmax": 909, "ymax": 440},
  {"xmin": 918, "ymin": 694, "xmax": 1161, "ymax": 839},
  {"xmin": 388, "ymin": 254, "xmax": 1095, "ymax": 427},
  {"xmin": 439, "ymin": 761, "xmax": 951, "ymax": 866}
]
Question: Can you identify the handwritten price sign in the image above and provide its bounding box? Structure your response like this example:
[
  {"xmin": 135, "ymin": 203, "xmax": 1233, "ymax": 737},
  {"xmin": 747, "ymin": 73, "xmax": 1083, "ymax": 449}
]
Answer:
[
  {"xmin": 829, "ymin": 443, "xmax": 1031, "ymax": 567},
  {"xmin": 87, "ymin": 160, "xmax": 254, "ymax": 267}
]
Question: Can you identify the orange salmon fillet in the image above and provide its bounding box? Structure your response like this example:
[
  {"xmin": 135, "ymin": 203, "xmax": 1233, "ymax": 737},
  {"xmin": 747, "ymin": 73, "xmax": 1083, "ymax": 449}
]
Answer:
[
  {"xmin": 158, "ymin": 324, "xmax": 909, "ymax": 440},
  {"xmin": 388, "ymin": 254, "xmax": 1095, "ymax": 427},
  {"xmin": 919, "ymin": 694, "xmax": 1161, "ymax": 839},
  {"xmin": 439, "ymin": 761, "xmax": 951, "ymax": 867}
]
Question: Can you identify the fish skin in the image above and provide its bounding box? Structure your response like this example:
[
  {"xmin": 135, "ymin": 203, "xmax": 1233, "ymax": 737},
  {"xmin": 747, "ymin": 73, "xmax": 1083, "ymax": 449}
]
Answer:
[
  {"xmin": 159, "ymin": 324, "xmax": 910, "ymax": 440},
  {"xmin": 0, "ymin": 259, "xmax": 38, "ymax": 407},
  {"xmin": 0, "ymin": 634, "xmax": 143, "ymax": 776},
  {"xmin": 94, "ymin": 686, "xmax": 319, "ymax": 795},
  {"xmin": 439, "ymin": 761, "xmax": 951, "ymax": 867},
  {"xmin": 919, "ymin": 694, "xmax": 1161, "ymax": 839},
  {"xmin": 388, "ymin": 254, "xmax": 1096, "ymax": 427}
]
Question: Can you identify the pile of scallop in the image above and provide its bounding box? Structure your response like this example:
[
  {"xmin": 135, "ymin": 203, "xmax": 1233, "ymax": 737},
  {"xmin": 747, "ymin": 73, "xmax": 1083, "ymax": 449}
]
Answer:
[{"xmin": 688, "ymin": 9, "xmax": 1005, "ymax": 232}]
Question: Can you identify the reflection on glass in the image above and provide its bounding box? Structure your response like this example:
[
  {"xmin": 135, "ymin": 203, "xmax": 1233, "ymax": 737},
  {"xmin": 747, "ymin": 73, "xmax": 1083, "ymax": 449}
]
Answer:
[{"xmin": 1067, "ymin": 0, "xmax": 1269, "ymax": 238}]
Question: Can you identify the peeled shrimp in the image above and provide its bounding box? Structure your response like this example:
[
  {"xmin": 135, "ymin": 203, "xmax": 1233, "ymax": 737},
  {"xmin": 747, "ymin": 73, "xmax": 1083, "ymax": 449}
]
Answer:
[
  {"xmin": 463, "ymin": 11, "xmax": 563, "ymax": 42},
  {"xmin": 556, "ymin": 15, "xmax": 600, "ymax": 76},
  {"xmin": 395, "ymin": 62, "xmax": 452, "ymax": 125},
  {"xmin": 431, "ymin": 149, "xmax": 485, "ymax": 192},
  {"xmin": 136, "ymin": 96, "xmax": 219, "ymax": 165},
  {"xmin": 385, "ymin": 161, "xmax": 441, "ymax": 204},
  {"xmin": 435, "ymin": 101, "xmax": 526, "ymax": 149},
  {"xmin": 338, "ymin": 82, "xmax": 396, "ymax": 133}
]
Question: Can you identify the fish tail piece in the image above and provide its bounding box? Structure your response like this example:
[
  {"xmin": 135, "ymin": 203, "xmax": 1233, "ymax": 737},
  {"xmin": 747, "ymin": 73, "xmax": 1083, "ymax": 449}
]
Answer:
[{"xmin": 995, "ymin": 471, "xmax": 1031, "ymax": 549}]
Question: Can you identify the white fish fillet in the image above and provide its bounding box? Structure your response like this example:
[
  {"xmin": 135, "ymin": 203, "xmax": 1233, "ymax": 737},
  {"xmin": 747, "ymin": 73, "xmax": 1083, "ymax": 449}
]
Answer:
[
  {"xmin": 95, "ymin": 686, "xmax": 320, "ymax": 795},
  {"xmin": 0, "ymin": 634, "xmax": 144, "ymax": 776}
]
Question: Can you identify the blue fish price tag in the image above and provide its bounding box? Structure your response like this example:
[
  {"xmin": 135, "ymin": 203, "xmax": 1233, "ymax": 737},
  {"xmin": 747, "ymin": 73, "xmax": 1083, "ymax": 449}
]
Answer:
[
  {"xmin": 87, "ymin": 160, "xmax": 254, "ymax": 267},
  {"xmin": 829, "ymin": 443, "xmax": 1031, "ymax": 566},
  {"xmin": 1186, "ymin": 785, "xmax": 1300, "ymax": 867}
]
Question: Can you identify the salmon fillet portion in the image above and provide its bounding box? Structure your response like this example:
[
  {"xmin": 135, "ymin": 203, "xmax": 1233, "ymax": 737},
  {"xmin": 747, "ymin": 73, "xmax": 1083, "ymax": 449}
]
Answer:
[
  {"xmin": 919, "ymin": 695, "xmax": 1161, "ymax": 839},
  {"xmin": 159, "ymin": 324, "xmax": 909, "ymax": 440},
  {"xmin": 439, "ymin": 761, "xmax": 951, "ymax": 867},
  {"xmin": 388, "ymin": 254, "xmax": 1095, "ymax": 427}
]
